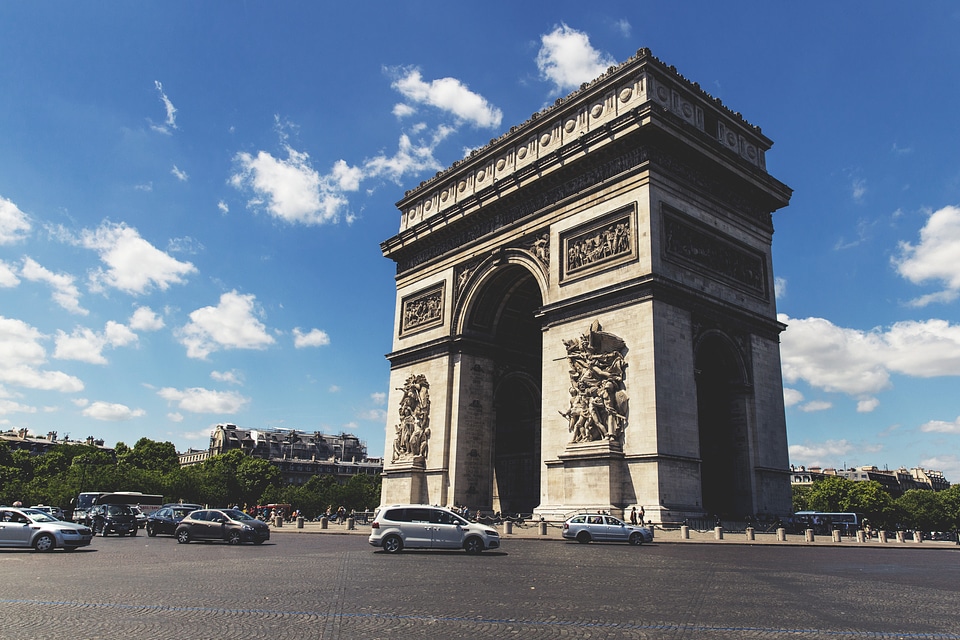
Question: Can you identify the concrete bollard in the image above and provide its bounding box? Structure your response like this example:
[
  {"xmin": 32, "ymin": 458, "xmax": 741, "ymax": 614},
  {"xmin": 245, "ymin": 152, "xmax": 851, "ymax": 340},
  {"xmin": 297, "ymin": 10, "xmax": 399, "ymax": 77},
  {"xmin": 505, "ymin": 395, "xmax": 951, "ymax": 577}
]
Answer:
[
  {"xmin": 805, "ymin": 528, "xmax": 815, "ymax": 542},
  {"xmin": 913, "ymin": 531, "xmax": 923, "ymax": 543},
  {"xmin": 832, "ymin": 530, "xmax": 842, "ymax": 543},
  {"xmin": 680, "ymin": 525, "xmax": 690, "ymax": 540},
  {"xmin": 879, "ymin": 530, "xmax": 887, "ymax": 543},
  {"xmin": 896, "ymin": 531, "xmax": 905, "ymax": 543},
  {"xmin": 776, "ymin": 528, "xmax": 786, "ymax": 541},
  {"xmin": 505, "ymin": 520, "xmax": 513, "ymax": 535},
  {"xmin": 745, "ymin": 527, "xmax": 755, "ymax": 541},
  {"xmin": 714, "ymin": 526, "xmax": 723, "ymax": 540},
  {"xmin": 856, "ymin": 530, "xmax": 865, "ymax": 543},
  {"xmin": 320, "ymin": 516, "xmax": 328, "ymax": 530},
  {"xmin": 297, "ymin": 516, "xmax": 304, "ymax": 529},
  {"xmin": 346, "ymin": 517, "xmax": 355, "ymax": 530},
  {"xmin": 538, "ymin": 521, "xmax": 547, "ymax": 536}
]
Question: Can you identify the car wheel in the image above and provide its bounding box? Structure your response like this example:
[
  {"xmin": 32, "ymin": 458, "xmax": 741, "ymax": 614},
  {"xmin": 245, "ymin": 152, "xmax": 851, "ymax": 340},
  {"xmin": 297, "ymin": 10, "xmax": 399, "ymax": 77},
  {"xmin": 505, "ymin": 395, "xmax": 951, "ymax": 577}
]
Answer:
[
  {"xmin": 629, "ymin": 532, "xmax": 643, "ymax": 546},
  {"xmin": 576, "ymin": 531, "xmax": 591, "ymax": 544},
  {"xmin": 382, "ymin": 534, "xmax": 403, "ymax": 554},
  {"xmin": 176, "ymin": 529, "xmax": 190, "ymax": 544},
  {"xmin": 464, "ymin": 536, "xmax": 484, "ymax": 554},
  {"xmin": 146, "ymin": 524, "xmax": 156, "ymax": 537},
  {"xmin": 33, "ymin": 533, "xmax": 55, "ymax": 552},
  {"xmin": 227, "ymin": 531, "xmax": 242, "ymax": 545}
]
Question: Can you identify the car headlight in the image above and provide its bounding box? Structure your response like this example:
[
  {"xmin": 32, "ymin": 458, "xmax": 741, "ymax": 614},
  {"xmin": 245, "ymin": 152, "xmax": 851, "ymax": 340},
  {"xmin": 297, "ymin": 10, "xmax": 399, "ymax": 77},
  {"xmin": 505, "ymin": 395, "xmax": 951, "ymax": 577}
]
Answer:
[
  {"xmin": 242, "ymin": 525, "xmax": 254, "ymax": 531},
  {"xmin": 484, "ymin": 529, "xmax": 499, "ymax": 536}
]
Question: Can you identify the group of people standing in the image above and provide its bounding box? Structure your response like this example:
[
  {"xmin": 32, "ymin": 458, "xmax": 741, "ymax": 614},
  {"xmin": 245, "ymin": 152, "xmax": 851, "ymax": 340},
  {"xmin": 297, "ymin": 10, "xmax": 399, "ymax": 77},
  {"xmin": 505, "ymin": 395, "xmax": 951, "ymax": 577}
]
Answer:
[{"xmin": 629, "ymin": 505, "xmax": 646, "ymax": 526}]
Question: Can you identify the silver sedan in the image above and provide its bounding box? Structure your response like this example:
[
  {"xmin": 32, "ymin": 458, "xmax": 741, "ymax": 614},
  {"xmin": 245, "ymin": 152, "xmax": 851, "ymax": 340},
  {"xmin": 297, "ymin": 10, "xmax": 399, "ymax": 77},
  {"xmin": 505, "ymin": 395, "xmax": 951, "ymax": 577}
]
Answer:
[
  {"xmin": 0, "ymin": 507, "xmax": 94, "ymax": 552},
  {"xmin": 562, "ymin": 513, "xmax": 654, "ymax": 545}
]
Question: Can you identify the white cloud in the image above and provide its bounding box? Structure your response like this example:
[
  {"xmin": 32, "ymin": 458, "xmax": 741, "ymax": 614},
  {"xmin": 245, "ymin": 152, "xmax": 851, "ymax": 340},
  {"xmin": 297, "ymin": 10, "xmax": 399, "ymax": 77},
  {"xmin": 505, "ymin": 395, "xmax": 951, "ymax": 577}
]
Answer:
[
  {"xmin": 151, "ymin": 80, "xmax": 178, "ymax": 134},
  {"xmin": 789, "ymin": 439, "xmax": 855, "ymax": 468},
  {"xmin": 167, "ymin": 412, "xmax": 184, "ymax": 423},
  {"xmin": 536, "ymin": 24, "xmax": 617, "ymax": 95},
  {"xmin": 158, "ymin": 386, "xmax": 250, "ymax": 413},
  {"xmin": 53, "ymin": 321, "xmax": 137, "ymax": 364},
  {"xmin": 612, "ymin": 19, "xmax": 631, "ymax": 38},
  {"xmin": 20, "ymin": 257, "xmax": 87, "ymax": 315},
  {"xmin": 230, "ymin": 145, "xmax": 356, "ymax": 225},
  {"xmin": 857, "ymin": 397, "xmax": 880, "ymax": 413},
  {"xmin": 0, "ymin": 196, "xmax": 32, "ymax": 244},
  {"xmin": 81, "ymin": 401, "xmax": 146, "ymax": 421},
  {"xmin": 371, "ymin": 391, "xmax": 386, "ymax": 405},
  {"xmin": 0, "ymin": 399, "xmax": 37, "ymax": 415},
  {"xmin": 774, "ymin": 277, "xmax": 786, "ymax": 300},
  {"xmin": 0, "ymin": 315, "xmax": 84, "ymax": 393},
  {"xmin": 894, "ymin": 205, "xmax": 960, "ymax": 306},
  {"xmin": 392, "ymin": 103, "xmax": 416, "ymax": 118},
  {"xmin": 782, "ymin": 387, "xmax": 803, "ymax": 407},
  {"xmin": 211, "ymin": 369, "xmax": 243, "ymax": 385},
  {"xmin": 851, "ymin": 178, "xmax": 866, "ymax": 202},
  {"xmin": 177, "ymin": 290, "xmax": 275, "ymax": 359},
  {"xmin": 171, "ymin": 165, "xmax": 189, "ymax": 181},
  {"xmin": 293, "ymin": 327, "xmax": 330, "ymax": 348},
  {"xmin": 799, "ymin": 400, "xmax": 833, "ymax": 412},
  {"xmin": 919, "ymin": 417, "xmax": 960, "ymax": 434},
  {"xmin": 358, "ymin": 408, "xmax": 387, "ymax": 421},
  {"xmin": 391, "ymin": 68, "xmax": 502, "ymax": 129},
  {"xmin": 363, "ymin": 126, "xmax": 452, "ymax": 184},
  {"xmin": 0, "ymin": 260, "xmax": 20, "ymax": 287},
  {"xmin": 217, "ymin": 200, "xmax": 229, "ymax": 215},
  {"xmin": 129, "ymin": 306, "xmax": 164, "ymax": 331},
  {"xmin": 78, "ymin": 221, "xmax": 197, "ymax": 294}
]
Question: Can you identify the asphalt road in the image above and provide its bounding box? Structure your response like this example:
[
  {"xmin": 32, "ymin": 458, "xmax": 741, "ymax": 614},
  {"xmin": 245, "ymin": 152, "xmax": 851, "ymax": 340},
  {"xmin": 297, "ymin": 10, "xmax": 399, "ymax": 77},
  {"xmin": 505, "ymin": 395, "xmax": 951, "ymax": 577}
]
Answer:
[{"xmin": 2, "ymin": 532, "xmax": 959, "ymax": 639}]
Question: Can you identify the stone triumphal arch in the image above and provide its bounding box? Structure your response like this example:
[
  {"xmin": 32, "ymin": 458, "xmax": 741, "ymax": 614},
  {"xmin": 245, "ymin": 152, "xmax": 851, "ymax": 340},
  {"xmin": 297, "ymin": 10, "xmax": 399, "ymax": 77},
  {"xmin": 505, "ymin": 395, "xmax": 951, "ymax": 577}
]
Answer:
[{"xmin": 379, "ymin": 48, "xmax": 793, "ymax": 522}]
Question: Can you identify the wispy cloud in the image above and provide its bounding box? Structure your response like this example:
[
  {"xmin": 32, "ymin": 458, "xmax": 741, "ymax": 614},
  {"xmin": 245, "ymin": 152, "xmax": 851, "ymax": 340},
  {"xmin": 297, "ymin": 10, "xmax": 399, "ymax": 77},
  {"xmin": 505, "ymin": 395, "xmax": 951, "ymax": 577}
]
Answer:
[
  {"xmin": 151, "ymin": 80, "xmax": 178, "ymax": 134},
  {"xmin": 0, "ymin": 196, "xmax": 32, "ymax": 244}
]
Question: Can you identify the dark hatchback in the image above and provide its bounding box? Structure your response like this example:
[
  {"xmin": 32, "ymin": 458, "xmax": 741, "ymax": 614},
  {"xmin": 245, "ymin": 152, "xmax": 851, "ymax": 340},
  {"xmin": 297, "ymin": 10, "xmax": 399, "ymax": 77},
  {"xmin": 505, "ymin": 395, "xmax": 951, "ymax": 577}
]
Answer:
[
  {"xmin": 175, "ymin": 508, "xmax": 270, "ymax": 545},
  {"xmin": 146, "ymin": 504, "xmax": 202, "ymax": 537},
  {"xmin": 87, "ymin": 504, "xmax": 139, "ymax": 537}
]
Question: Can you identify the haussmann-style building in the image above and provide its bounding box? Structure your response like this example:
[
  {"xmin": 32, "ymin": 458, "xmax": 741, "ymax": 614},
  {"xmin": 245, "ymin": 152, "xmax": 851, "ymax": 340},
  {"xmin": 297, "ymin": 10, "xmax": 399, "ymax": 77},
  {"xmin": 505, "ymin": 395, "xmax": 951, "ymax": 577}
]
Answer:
[{"xmin": 379, "ymin": 48, "xmax": 794, "ymax": 523}]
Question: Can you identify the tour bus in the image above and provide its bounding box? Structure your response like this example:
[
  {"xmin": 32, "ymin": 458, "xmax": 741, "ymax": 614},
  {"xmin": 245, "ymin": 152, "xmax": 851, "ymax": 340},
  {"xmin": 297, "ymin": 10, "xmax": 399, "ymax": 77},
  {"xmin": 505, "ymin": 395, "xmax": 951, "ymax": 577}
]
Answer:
[
  {"xmin": 794, "ymin": 511, "xmax": 866, "ymax": 536},
  {"xmin": 72, "ymin": 491, "xmax": 164, "ymax": 523}
]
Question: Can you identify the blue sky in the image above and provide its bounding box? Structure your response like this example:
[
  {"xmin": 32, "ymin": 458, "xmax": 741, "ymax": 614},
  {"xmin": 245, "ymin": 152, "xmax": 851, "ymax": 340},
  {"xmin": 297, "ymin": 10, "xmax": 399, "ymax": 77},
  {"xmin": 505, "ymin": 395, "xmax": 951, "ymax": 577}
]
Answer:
[{"xmin": 2, "ymin": 2, "xmax": 960, "ymax": 481}]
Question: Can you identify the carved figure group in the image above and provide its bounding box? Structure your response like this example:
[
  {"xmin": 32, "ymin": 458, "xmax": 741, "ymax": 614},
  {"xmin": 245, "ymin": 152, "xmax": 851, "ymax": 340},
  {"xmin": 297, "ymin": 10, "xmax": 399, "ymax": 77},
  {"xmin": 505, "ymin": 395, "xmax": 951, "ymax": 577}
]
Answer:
[
  {"xmin": 392, "ymin": 374, "xmax": 431, "ymax": 461},
  {"xmin": 566, "ymin": 221, "xmax": 630, "ymax": 272},
  {"xmin": 558, "ymin": 321, "xmax": 629, "ymax": 444},
  {"xmin": 403, "ymin": 293, "xmax": 442, "ymax": 331}
]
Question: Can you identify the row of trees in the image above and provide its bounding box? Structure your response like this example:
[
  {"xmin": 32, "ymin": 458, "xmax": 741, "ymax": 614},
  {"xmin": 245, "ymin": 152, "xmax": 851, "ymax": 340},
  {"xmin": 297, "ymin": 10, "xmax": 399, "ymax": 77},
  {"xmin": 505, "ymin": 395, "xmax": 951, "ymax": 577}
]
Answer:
[
  {"xmin": 0, "ymin": 437, "xmax": 381, "ymax": 520},
  {"xmin": 793, "ymin": 475, "xmax": 960, "ymax": 532}
]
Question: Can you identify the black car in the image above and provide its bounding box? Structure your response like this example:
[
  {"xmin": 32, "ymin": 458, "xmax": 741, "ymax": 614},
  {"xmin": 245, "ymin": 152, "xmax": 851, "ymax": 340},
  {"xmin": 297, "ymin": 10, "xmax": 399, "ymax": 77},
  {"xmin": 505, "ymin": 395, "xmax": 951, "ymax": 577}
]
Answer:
[
  {"xmin": 86, "ymin": 503, "xmax": 139, "ymax": 537},
  {"xmin": 175, "ymin": 508, "xmax": 270, "ymax": 545},
  {"xmin": 146, "ymin": 504, "xmax": 201, "ymax": 537}
]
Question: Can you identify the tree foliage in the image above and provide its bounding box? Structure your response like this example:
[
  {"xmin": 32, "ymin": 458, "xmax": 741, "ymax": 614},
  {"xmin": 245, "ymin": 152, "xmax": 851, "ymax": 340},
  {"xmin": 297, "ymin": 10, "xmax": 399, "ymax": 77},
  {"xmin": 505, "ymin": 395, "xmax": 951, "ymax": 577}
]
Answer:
[{"xmin": 0, "ymin": 437, "xmax": 381, "ymax": 519}]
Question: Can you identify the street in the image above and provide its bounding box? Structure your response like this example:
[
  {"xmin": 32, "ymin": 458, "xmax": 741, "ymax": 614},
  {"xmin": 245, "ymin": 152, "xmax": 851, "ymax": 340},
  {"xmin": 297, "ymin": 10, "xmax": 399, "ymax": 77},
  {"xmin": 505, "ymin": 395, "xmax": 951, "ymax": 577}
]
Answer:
[{"xmin": 1, "ymin": 531, "xmax": 959, "ymax": 639}]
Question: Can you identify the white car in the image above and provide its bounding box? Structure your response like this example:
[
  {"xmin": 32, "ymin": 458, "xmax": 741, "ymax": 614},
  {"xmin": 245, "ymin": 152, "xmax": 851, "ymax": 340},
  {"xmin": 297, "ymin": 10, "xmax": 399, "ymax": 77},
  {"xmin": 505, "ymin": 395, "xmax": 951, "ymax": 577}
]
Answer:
[
  {"xmin": 369, "ymin": 504, "xmax": 500, "ymax": 554},
  {"xmin": 30, "ymin": 505, "xmax": 65, "ymax": 520},
  {"xmin": 0, "ymin": 507, "xmax": 94, "ymax": 552}
]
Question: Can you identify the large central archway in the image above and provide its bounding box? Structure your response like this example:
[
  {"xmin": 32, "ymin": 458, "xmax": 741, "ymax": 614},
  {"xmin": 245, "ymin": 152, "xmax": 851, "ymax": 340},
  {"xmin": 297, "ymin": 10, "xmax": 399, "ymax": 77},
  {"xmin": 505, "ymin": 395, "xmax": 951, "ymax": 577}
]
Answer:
[
  {"xmin": 695, "ymin": 333, "xmax": 754, "ymax": 518},
  {"xmin": 466, "ymin": 264, "xmax": 542, "ymax": 515}
]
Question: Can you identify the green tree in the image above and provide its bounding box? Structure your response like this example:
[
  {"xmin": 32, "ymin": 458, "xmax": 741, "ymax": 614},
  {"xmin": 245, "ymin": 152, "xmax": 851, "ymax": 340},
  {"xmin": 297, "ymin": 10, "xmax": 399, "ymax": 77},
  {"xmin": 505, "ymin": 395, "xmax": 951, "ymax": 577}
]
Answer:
[
  {"xmin": 896, "ymin": 489, "xmax": 940, "ymax": 531},
  {"xmin": 236, "ymin": 456, "xmax": 280, "ymax": 506},
  {"xmin": 120, "ymin": 438, "xmax": 180, "ymax": 473}
]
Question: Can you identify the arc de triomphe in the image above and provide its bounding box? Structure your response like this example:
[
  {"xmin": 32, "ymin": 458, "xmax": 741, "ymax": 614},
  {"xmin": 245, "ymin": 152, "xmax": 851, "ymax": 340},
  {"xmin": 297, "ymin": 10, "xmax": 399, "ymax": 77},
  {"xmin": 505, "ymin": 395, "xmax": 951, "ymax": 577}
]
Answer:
[{"xmin": 379, "ymin": 48, "xmax": 793, "ymax": 523}]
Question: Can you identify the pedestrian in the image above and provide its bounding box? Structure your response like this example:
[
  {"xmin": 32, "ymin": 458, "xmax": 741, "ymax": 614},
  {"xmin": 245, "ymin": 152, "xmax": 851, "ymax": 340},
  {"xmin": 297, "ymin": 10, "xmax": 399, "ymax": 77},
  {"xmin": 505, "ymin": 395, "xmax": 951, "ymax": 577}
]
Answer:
[
  {"xmin": 630, "ymin": 506, "xmax": 638, "ymax": 525},
  {"xmin": 638, "ymin": 505, "xmax": 645, "ymax": 524}
]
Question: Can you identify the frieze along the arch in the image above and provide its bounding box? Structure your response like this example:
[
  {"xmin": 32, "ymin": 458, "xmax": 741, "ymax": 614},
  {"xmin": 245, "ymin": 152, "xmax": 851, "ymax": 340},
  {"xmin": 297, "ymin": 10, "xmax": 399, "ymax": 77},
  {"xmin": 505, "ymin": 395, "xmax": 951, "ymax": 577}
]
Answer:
[{"xmin": 400, "ymin": 283, "xmax": 445, "ymax": 337}]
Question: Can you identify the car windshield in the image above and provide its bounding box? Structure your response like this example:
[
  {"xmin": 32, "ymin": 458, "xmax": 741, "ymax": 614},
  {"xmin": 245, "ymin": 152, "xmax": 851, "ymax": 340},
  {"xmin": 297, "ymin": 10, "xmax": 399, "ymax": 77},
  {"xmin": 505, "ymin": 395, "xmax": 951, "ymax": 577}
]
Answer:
[
  {"xmin": 223, "ymin": 509, "xmax": 254, "ymax": 521},
  {"xmin": 171, "ymin": 508, "xmax": 193, "ymax": 518},
  {"xmin": 21, "ymin": 509, "xmax": 58, "ymax": 523},
  {"xmin": 105, "ymin": 505, "xmax": 133, "ymax": 515}
]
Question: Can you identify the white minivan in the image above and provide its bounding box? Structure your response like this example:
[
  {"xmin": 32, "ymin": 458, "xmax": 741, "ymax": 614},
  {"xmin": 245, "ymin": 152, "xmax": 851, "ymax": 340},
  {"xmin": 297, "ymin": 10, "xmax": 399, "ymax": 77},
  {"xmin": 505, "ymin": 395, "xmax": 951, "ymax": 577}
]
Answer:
[{"xmin": 369, "ymin": 504, "xmax": 500, "ymax": 554}]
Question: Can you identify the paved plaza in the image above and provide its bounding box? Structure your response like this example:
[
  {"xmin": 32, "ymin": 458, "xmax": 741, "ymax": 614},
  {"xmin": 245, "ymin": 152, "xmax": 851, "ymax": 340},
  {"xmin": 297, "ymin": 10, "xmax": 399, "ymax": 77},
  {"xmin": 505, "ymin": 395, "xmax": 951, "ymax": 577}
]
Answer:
[{"xmin": 2, "ymin": 522, "xmax": 958, "ymax": 640}]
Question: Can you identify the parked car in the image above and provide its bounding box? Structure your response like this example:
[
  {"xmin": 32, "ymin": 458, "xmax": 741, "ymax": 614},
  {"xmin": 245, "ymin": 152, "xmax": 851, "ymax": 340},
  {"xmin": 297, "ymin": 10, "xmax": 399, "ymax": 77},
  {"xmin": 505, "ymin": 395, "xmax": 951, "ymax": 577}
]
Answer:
[
  {"xmin": 562, "ymin": 513, "xmax": 654, "ymax": 545},
  {"xmin": 175, "ymin": 508, "xmax": 270, "ymax": 545},
  {"xmin": 86, "ymin": 503, "xmax": 139, "ymax": 537},
  {"xmin": 368, "ymin": 504, "xmax": 500, "ymax": 554},
  {"xmin": 0, "ymin": 506, "xmax": 93, "ymax": 552},
  {"xmin": 30, "ymin": 505, "xmax": 65, "ymax": 520},
  {"xmin": 130, "ymin": 505, "xmax": 147, "ymax": 529},
  {"xmin": 146, "ymin": 504, "xmax": 201, "ymax": 537}
]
